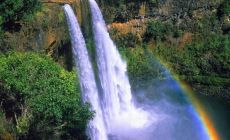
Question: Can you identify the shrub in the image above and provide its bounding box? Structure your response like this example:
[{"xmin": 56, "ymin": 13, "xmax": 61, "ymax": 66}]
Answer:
[
  {"xmin": 144, "ymin": 20, "xmax": 165, "ymax": 42},
  {"xmin": 218, "ymin": 0, "xmax": 230, "ymax": 18},
  {"xmin": 0, "ymin": 0, "xmax": 41, "ymax": 31},
  {"xmin": 0, "ymin": 52, "xmax": 92, "ymax": 139}
]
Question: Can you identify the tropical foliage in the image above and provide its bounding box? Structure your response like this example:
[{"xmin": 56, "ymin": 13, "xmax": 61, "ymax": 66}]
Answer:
[
  {"xmin": 0, "ymin": 0, "xmax": 41, "ymax": 31},
  {"xmin": 0, "ymin": 52, "xmax": 92, "ymax": 139}
]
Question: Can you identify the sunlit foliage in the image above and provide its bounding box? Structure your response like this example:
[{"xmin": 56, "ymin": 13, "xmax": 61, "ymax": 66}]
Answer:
[{"xmin": 0, "ymin": 52, "xmax": 92, "ymax": 139}]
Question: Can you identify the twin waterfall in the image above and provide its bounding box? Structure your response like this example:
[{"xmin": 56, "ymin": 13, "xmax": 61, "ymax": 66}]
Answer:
[{"xmin": 64, "ymin": 0, "xmax": 149, "ymax": 139}]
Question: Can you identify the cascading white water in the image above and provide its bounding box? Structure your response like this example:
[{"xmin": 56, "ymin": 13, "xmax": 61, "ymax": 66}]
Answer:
[
  {"xmin": 89, "ymin": 0, "xmax": 150, "ymax": 136},
  {"xmin": 63, "ymin": 4, "xmax": 108, "ymax": 140},
  {"xmin": 63, "ymin": 3, "xmax": 211, "ymax": 140}
]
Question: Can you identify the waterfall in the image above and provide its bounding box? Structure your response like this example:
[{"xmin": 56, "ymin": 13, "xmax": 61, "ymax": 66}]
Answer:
[
  {"xmin": 62, "ymin": 2, "xmax": 217, "ymax": 140},
  {"xmin": 63, "ymin": 4, "xmax": 108, "ymax": 140},
  {"xmin": 89, "ymin": 0, "xmax": 150, "ymax": 135},
  {"xmin": 62, "ymin": 2, "xmax": 208, "ymax": 140}
]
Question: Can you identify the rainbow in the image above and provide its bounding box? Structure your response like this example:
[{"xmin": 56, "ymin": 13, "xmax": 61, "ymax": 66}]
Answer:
[
  {"xmin": 155, "ymin": 57, "xmax": 220, "ymax": 140},
  {"xmin": 175, "ymin": 77, "xmax": 220, "ymax": 140}
]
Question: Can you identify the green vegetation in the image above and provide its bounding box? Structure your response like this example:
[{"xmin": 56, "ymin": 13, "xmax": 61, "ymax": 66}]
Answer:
[
  {"xmin": 0, "ymin": 0, "xmax": 41, "ymax": 31},
  {"xmin": 218, "ymin": 0, "xmax": 230, "ymax": 17},
  {"xmin": 149, "ymin": 33, "xmax": 230, "ymax": 96},
  {"xmin": 143, "ymin": 20, "xmax": 180, "ymax": 42},
  {"xmin": 0, "ymin": 52, "xmax": 92, "ymax": 139},
  {"xmin": 100, "ymin": 0, "xmax": 160, "ymax": 23},
  {"xmin": 0, "ymin": 109, "xmax": 15, "ymax": 140},
  {"xmin": 108, "ymin": 0, "xmax": 230, "ymax": 98}
]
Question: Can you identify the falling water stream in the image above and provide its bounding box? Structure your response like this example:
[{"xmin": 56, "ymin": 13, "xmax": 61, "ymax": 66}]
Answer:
[
  {"xmin": 89, "ymin": 0, "xmax": 151, "ymax": 137},
  {"xmin": 63, "ymin": 5, "xmax": 107, "ymax": 140}
]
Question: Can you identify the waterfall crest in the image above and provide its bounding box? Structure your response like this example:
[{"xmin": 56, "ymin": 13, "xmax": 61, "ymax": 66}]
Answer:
[
  {"xmin": 89, "ymin": 0, "xmax": 150, "ymax": 135},
  {"xmin": 63, "ymin": 4, "xmax": 108, "ymax": 140}
]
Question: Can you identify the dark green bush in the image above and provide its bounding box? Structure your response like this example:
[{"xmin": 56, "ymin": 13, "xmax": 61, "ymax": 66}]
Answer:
[
  {"xmin": 101, "ymin": 0, "xmax": 140, "ymax": 23},
  {"xmin": 144, "ymin": 20, "xmax": 166, "ymax": 42},
  {"xmin": 218, "ymin": 0, "xmax": 230, "ymax": 17},
  {"xmin": 0, "ymin": 52, "xmax": 92, "ymax": 139},
  {"xmin": 0, "ymin": 0, "xmax": 41, "ymax": 31}
]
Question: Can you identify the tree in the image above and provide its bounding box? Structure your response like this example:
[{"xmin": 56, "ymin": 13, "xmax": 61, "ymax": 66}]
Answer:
[
  {"xmin": 0, "ymin": 52, "xmax": 92, "ymax": 139},
  {"xmin": 144, "ymin": 20, "xmax": 167, "ymax": 42},
  {"xmin": 0, "ymin": 0, "xmax": 41, "ymax": 30}
]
